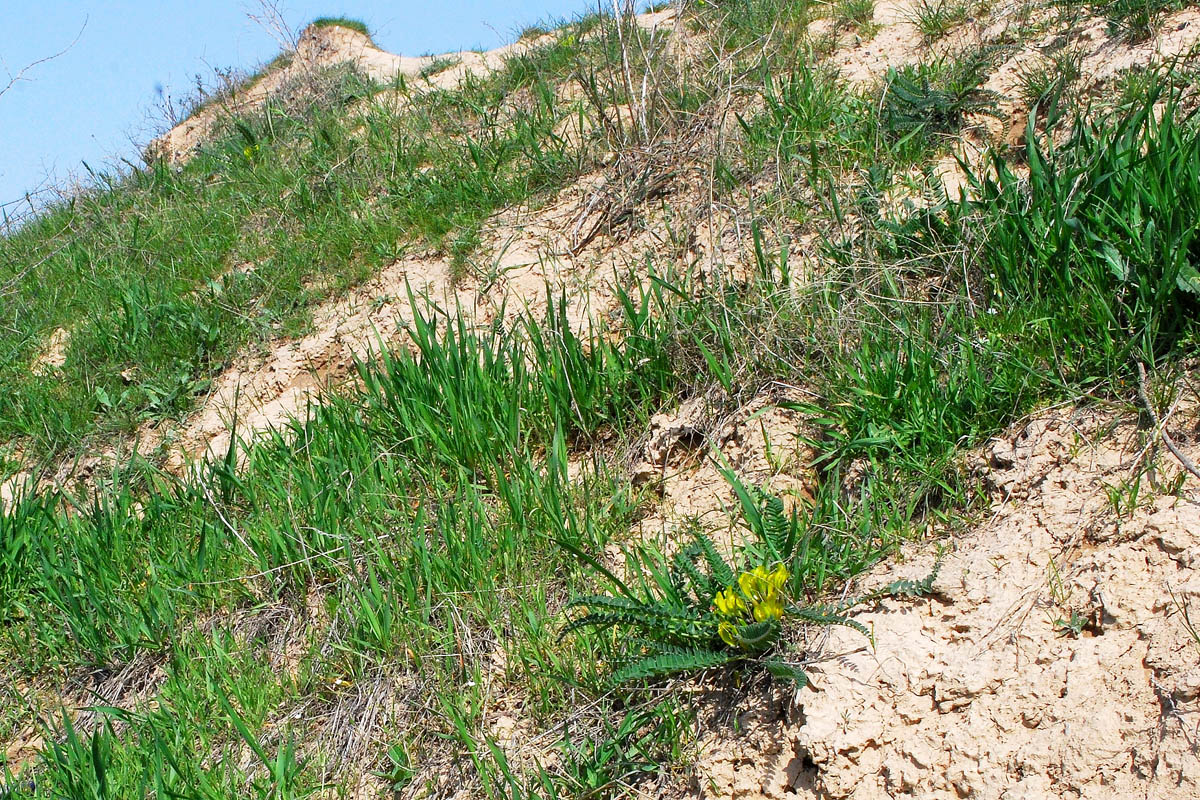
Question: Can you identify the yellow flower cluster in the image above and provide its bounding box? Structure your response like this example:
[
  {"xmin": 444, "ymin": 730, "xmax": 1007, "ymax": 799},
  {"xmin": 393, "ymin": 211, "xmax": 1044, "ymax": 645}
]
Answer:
[{"xmin": 713, "ymin": 564, "xmax": 788, "ymax": 647}]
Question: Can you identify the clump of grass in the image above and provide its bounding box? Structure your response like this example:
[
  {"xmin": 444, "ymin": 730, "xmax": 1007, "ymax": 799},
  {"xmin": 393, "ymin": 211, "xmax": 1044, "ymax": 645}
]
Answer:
[
  {"xmin": 907, "ymin": 0, "xmax": 973, "ymax": 43},
  {"xmin": 710, "ymin": 0, "xmax": 814, "ymax": 54},
  {"xmin": 1112, "ymin": 64, "xmax": 1159, "ymax": 108},
  {"xmin": 738, "ymin": 59, "xmax": 878, "ymax": 218},
  {"xmin": 809, "ymin": 27, "xmax": 841, "ymax": 57},
  {"xmin": 834, "ymin": 0, "xmax": 878, "ymax": 32},
  {"xmin": 310, "ymin": 16, "xmax": 371, "ymax": 38},
  {"xmin": 519, "ymin": 24, "xmax": 551, "ymax": 41},
  {"xmin": 959, "ymin": 75, "xmax": 1200, "ymax": 374},
  {"xmin": 419, "ymin": 55, "xmax": 460, "ymax": 80},
  {"xmin": 559, "ymin": 700, "xmax": 691, "ymax": 792},
  {"xmin": 1015, "ymin": 45, "xmax": 1082, "ymax": 121},
  {"xmin": 1091, "ymin": 0, "xmax": 1180, "ymax": 42}
]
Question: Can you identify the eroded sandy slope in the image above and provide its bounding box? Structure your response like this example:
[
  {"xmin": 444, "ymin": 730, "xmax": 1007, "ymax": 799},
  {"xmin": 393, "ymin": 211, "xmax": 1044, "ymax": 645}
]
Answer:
[
  {"xmin": 29, "ymin": 2, "xmax": 1200, "ymax": 489},
  {"xmin": 149, "ymin": 10, "xmax": 679, "ymax": 165},
  {"xmin": 691, "ymin": 407, "xmax": 1200, "ymax": 799}
]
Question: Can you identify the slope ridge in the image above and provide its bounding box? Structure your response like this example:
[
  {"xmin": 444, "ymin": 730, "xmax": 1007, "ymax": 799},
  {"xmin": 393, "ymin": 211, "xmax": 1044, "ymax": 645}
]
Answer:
[{"xmin": 150, "ymin": 11, "xmax": 678, "ymax": 165}]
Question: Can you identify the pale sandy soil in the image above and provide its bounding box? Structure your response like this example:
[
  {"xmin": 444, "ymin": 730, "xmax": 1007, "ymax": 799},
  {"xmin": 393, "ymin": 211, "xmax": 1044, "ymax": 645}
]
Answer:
[{"xmin": 687, "ymin": 407, "xmax": 1200, "ymax": 799}]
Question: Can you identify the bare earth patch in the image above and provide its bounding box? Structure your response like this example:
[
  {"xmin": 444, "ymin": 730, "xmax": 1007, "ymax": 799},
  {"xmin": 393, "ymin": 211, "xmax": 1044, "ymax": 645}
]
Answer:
[
  {"xmin": 824, "ymin": 0, "xmax": 925, "ymax": 84},
  {"xmin": 689, "ymin": 407, "xmax": 1200, "ymax": 799}
]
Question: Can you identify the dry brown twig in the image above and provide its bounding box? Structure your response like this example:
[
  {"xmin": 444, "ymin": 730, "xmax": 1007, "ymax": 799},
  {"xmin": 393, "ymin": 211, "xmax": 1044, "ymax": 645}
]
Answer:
[
  {"xmin": 0, "ymin": 19, "xmax": 86, "ymax": 102},
  {"xmin": 568, "ymin": 166, "xmax": 676, "ymax": 254},
  {"xmin": 1136, "ymin": 361, "xmax": 1200, "ymax": 483},
  {"xmin": 247, "ymin": 0, "xmax": 300, "ymax": 53},
  {"xmin": 612, "ymin": 0, "xmax": 642, "ymax": 138}
]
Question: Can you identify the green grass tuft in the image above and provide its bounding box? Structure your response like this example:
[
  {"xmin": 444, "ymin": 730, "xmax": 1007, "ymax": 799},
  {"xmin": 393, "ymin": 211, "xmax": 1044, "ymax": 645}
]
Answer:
[
  {"xmin": 834, "ymin": 0, "xmax": 877, "ymax": 31},
  {"xmin": 310, "ymin": 16, "xmax": 371, "ymax": 38},
  {"xmin": 907, "ymin": 0, "xmax": 973, "ymax": 43},
  {"xmin": 960, "ymin": 74, "xmax": 1200, "ymax": 374},
  {"xmin": 1091, "ymin": 0, "xmax": 1182, "ymax": 42}
]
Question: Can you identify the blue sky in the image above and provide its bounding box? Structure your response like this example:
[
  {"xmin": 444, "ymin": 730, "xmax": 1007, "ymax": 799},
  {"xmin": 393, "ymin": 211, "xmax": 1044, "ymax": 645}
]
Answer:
[{"xmin": 0, "ymin": 1, "xmax": 599, "ymax": 208}]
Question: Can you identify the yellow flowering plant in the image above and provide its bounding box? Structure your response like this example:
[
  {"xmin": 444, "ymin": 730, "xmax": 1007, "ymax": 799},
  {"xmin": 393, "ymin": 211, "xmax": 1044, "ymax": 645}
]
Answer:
[
  {"xmin": 713, "ymin": 563, "xmax": 790, "ymax": 648},
  {"xmin": 561, "ymin": 482, "xmax": 940, "ymax": 689},
  {"xmin": 561, "ymin": 486, "xmax": 811, "ymax": 687}
]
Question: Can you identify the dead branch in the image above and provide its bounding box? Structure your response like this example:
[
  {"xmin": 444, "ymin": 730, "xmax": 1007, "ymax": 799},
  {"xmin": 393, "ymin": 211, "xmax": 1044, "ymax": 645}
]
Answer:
[
  {"xmin": 569, "ymin": 167, "xmax": 676, "ymax": 254},
  {"xmin": 1137, "ymin": 361, "xmax": 1200, "ymax": 483},
  {"xmin": 0, "ymin": 19, "xmax": 86, "ymax": 102},
  {"xmin": 247, "ymin": 0, "xmax": 299, "ymax": 53}
]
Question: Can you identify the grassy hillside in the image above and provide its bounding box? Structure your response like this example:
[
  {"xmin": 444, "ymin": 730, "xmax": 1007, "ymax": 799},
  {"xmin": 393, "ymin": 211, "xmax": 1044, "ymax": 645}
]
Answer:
[{"xmin": 2, "ymin": 0, "xmax": 1199, "ymax": 797}]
